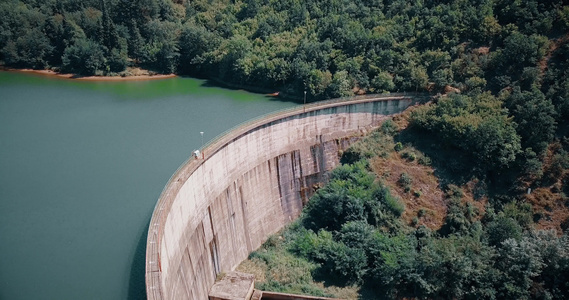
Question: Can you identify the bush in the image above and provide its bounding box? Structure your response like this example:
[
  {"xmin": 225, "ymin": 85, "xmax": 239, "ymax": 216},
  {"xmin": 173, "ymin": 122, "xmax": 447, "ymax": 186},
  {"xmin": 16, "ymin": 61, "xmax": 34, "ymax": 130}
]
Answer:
[
  {"xmin": 394, "ymin": 142, "xmax": 404, "ymax": 152},
  {"xmin": 441, "ymin": 199, "xmax": 473, "ymax": 235},
  {"xmin": 401, "ymin": 151, "xmax": 417, "ymax": 161},
  {"xmin": 374, "ymin": 187, "xmax": 405, "ymax": 217},
  {"xmin": 398, "ymin": 172, "xmax": 413, "ymax": 193},
  {"xmin": 486, "ymin": 215, "xmax": 523, "ymax": 247},
  {"xmin": 503, "ymin": 202, "xmax": 533, "ymax": 229},
  {"xmin": 290, "ymin": 228, "xmax": 318, "ymax": 258},
  {"xmin": 307, "ymin": 230, "xmax": 368, "ymax": 285},
  {"xmin": 412, "ymin": 217, "xmax": 419, "ymax": 226},
  {"xmin": 302, "ymin": 159, "xmax": 406, "ymax": 232},
  {"xmin": 340, "ymin": 148, "xmax": 363, "ymax": 164},
  {"xmin": 418, "ymin": 208, "xmax": 427, "ymax": 217},
  {"xmin": 338, "ymin": 221, "xmax": 375, "ymax": 249},
  {"xmin": 381, "ymin": 119, "xmax": 398, "ymax": 136},
  {"xmin": 418, "ymin": 155, "xmax": 431, "ymax": 166},
  {"xmin": 446, "ymin": 184, "xmax": 464, "ymax": 199},
  {"xmin": 398, "ymin": 173, "xmax": 412, "ymax": 186},
  {"xmin": 342, "ymin": 130, "xmax": 395, "ymax": 164}
]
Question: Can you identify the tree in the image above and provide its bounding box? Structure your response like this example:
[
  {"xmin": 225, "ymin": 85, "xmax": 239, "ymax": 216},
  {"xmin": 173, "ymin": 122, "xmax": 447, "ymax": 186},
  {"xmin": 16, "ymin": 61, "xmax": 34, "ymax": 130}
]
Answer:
[
  {"xmin": 367, "ymin": 233, "xmax": 418, "ymax": 297},
  {"xmin": 327, "ymin": 70, "xmax": 352, "ymax": 98},
  {"xmin": 62, "ymin": 38, "xmax": 106, "ymax": 75},
  {"xmin": 411, "ymin": 92, "xmax": 522, "ymax": 173},
  {"xmin": 490, "ymin": 32, "xmax": 549, "ymax": 89},
  {"xmin": 140, "ymin": 20, "xmax": 180, "ymax": 73},
  {"xmin": 370, "ymin": 71, "xmax": 395, "ymax": 93},
  {"xmin": 302, "ymin": 162, "xmax": 378, "ymax": 232},
  {"xmin": 486, "ymin": 215, "xmax": 522, "ymax": 247},
  {"xmin": 505, "ymin": 87, "xmax": 557, "ymax": 154},
  {"xmin": 306, "ymin": 69, "xmax": 332, "ymax": 99},
  {"xmin": 495, "ymin": 237, "xmax": 545, "ymax": 299},
  {"xmin": 8, "ymin": 28, "xmax": 53, "ymax": 69},
  {"xmin": 99, "ymin": 0, "xmax": 119, "ymax": 52},
  {"xmin": 179, "ymin": 23, "xmax": 220, "ymax": 74}
]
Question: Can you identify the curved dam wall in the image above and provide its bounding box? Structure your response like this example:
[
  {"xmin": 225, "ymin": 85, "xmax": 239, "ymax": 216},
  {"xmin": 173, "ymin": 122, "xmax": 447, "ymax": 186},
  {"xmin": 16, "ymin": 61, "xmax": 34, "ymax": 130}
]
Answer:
[{"xmin": 146, "ymin": 95, "xmax": 422, "ymax": 300}]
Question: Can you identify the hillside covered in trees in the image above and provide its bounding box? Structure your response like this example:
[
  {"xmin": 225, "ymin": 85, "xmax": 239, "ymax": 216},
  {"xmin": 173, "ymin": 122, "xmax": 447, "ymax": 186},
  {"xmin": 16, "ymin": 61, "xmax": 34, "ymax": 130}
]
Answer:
[
  {"xmin": 238, "ymin": 114, "xmax": 569, "ymax": 299},
  {"xmin": 0, "ymin": 0, "xmax": 567, "ymax": 100}
]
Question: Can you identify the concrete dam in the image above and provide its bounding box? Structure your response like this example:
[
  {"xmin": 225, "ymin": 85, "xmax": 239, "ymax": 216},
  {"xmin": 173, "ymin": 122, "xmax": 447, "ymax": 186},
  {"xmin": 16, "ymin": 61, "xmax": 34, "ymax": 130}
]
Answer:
[{"xmin": 145, "ymin": 95, "xmax": 422, "ymax": 300}]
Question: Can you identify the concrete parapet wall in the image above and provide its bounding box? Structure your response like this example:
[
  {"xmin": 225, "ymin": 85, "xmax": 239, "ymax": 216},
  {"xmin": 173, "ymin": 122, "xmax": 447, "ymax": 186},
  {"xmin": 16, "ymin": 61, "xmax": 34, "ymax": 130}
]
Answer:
[{"xmin": 146, "ymin": 95, "xmax": 422, "ymax": 300}]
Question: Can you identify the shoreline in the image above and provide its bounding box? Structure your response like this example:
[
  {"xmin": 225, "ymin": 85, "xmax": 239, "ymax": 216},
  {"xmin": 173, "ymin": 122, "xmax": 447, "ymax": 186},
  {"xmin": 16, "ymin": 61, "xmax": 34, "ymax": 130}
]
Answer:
[
  {"xmin": 0, "ymin": 66, "xmax": 177, "ymax": 81},
  {"xmin": 207, "ymin": 76, "xmax": 299, "ymax": 100}
]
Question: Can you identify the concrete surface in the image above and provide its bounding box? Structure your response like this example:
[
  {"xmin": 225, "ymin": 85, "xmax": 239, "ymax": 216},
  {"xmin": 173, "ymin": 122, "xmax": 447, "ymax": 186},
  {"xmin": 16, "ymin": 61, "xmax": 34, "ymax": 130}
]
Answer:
[
  {"xmin": 208, "ymin": 272, "xmax": 254, "ymax": 300},
  {"xmin": 146, "ymin": 94, "xmax": 424, "ymax": 300}
]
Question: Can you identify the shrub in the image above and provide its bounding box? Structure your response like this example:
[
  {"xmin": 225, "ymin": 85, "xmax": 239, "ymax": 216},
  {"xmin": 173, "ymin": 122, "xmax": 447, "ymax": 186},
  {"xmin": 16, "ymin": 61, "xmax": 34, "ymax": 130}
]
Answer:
[
  {"xmin": 401, "ymin": 151, "xmax": 417, "ymax": 161},
  {"xmin": 290, "ymin": 228, "xmax": 319, "ymax": 258},
  {"xmin": 486, "ymin": 215, "xmax": 523, "ymax": 247},
  {"xmin": 375, "ymin": 187, "xmax": 405, "ymax": 217},
  {"xmin": 446, "ymin": 184, "xmax": 464, "ymax": 199},
  {"xmin": 307, "ymin": 230, "xmax": 368, "ymax": 286},
  {"xmin": 340, "ymin": 148, "xmax": 362, "ymax": 164},
  {"xmin": 441, "ymin": 199, "xmax": 473, "ymax": 234},
  {"xmin": 398, "ymin": 173, "xmax": 413, "ymax": 192},
  {"xmin": 342, "ymin": 130, "xmax": 395, "ymax": 163},
  {"xmin": 338, "ymin": 221, "xmax": 375, "ymax": 249},
  {"xmin": 418, "ymin": 155, "xmax": 431, "ymax": 166},
  {"xmin": 503, "ymin": 202, "xmax": 533, "ymax": 229},
  {"xmin": 381, "ymin": 119, "xmax": 398, "ymax": 136},
  {"xmin": 418, "ymin": 208, "xmax": 427, "ymax": 217},
  {"xmin": 399, "ymin": 172, "xmax": 412, "ymax": 186},
  {"xmin": 394, "ymin": 142, "xmax": 404, "ymax": 152}
]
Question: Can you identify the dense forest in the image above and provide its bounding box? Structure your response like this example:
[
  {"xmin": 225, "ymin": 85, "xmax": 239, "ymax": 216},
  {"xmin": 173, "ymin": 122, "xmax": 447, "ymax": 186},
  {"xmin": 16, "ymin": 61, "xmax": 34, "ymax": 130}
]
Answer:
[
  {"xmin": 0, "ymin": 0, "xmax": 567, "ymax": 101},
  {"xmin": 2, "ymin": 0, "xmax": 569, "ymax": 298}
]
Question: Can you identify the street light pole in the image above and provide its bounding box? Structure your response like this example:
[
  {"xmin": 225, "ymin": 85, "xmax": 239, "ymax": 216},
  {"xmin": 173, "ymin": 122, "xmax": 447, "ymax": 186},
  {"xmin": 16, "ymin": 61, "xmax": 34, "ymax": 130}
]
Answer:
[
  {"xmin": 303, "ymin": 90, "xmax": 307, "ymax": 113},
  {"xmin": 200, "ymin": 131, "xmax": 204, "ymax": 159}
]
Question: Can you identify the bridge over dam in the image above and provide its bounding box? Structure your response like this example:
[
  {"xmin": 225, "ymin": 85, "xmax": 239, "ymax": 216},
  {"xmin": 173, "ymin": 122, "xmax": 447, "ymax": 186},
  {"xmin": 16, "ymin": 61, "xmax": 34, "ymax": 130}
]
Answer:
[{"xmin": 145, "ymin": 93, "xmax": 426, "ymax": 300}]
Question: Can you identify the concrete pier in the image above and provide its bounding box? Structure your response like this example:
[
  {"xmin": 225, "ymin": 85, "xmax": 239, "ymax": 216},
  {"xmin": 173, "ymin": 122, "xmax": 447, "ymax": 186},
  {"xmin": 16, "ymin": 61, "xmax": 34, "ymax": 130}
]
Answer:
[{"xmin": 146, "ymin": 94, "xmax": 423, "ymax": 300}]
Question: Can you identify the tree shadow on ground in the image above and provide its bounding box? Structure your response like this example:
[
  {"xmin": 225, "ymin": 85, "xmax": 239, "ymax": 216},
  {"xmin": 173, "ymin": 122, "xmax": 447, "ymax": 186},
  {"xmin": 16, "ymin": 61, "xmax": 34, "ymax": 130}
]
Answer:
[
  {"xmin": 396, "ymin": 126, "xmax": 480, "ymax": 188},
  {"xmin": 396, "ymin": 126, "xmax": 523, "ymax": 207}
]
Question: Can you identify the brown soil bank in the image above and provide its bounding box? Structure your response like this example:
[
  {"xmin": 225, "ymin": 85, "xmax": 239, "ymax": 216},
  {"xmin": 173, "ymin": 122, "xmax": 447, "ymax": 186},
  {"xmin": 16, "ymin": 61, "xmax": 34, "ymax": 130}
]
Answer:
[{"xmin": 0, "ymin": 66, "xmax": 176, "ymax": 81}]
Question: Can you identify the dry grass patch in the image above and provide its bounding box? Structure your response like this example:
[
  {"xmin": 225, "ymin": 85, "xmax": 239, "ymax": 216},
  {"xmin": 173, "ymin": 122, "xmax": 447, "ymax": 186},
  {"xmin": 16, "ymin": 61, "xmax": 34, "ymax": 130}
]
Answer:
[
  {"xmin": 236, "ymin": 257, "xmax": 267, "ymax": 283},
  {"xmin": 371, "ymin": 152, "xmax": 447, "ymax": 230},
  {"xmin": 525, "ymin": 187, "xmax": 569, "ymax": 233}
]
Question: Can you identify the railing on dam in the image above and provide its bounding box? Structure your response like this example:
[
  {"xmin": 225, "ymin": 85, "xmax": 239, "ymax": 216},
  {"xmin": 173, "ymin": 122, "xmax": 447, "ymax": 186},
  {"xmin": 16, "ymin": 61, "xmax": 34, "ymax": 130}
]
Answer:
[
  {"xmin": 202, "ymin": 92, "xmax": 426, "ymax": 155},
  {"xmin": 146, "ymin": 92, "xmax": 429, "ymax": 300}
]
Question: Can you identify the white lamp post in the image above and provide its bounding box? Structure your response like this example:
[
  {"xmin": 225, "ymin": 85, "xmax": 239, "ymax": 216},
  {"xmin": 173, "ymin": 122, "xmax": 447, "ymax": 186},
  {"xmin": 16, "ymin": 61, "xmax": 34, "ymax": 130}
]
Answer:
[{"xmin": 303, "ymin": 90, "xmax": 307, "ymax": 113}]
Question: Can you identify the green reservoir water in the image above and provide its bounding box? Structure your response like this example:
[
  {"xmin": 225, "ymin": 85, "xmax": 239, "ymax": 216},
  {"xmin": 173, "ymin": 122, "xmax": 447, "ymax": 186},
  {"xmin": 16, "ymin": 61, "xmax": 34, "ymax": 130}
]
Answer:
[{"xmin": 0, "ymin": 72, "xmax": 296, "ymax": 300}]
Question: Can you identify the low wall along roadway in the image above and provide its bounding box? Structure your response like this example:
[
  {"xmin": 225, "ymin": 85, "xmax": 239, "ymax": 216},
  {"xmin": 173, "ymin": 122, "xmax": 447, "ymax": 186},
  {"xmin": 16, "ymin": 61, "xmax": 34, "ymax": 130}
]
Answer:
[{"xmin": 146, "ymin": 94, "xmax": 423, "ymax": 300}]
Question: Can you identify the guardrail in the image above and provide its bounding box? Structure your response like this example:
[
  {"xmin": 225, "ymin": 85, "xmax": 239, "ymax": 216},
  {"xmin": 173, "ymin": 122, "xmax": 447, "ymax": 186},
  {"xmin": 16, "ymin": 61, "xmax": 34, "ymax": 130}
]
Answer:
[{"xmin": 202, "ymin": 92, "xmax": 426, "ymax": 154}]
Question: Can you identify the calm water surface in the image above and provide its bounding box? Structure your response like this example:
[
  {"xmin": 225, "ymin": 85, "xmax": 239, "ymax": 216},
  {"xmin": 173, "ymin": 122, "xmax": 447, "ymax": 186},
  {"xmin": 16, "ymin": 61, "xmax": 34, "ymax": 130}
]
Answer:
[{"xmin": 0, "ymin": 72, "xmax": 296, "ymax": 299}]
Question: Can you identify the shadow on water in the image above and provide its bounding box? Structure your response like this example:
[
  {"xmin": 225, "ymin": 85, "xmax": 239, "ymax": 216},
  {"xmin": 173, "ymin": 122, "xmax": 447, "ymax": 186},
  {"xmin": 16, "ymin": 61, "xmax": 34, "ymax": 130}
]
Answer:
[
  {"xmin": 198, "ymin": 78, "xmax": 303, "ymax": 104},
  {"xmin": 128, "ymin": 214, "xmax": 151, "ymax": 300}
]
